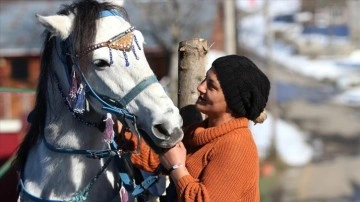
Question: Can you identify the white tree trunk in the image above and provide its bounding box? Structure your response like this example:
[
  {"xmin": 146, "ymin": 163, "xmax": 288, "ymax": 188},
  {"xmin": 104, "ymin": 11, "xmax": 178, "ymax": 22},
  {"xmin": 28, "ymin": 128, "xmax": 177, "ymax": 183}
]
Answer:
[{"xmin": 177, "ymin": 38, "xmax": 208, "ymax": 129}]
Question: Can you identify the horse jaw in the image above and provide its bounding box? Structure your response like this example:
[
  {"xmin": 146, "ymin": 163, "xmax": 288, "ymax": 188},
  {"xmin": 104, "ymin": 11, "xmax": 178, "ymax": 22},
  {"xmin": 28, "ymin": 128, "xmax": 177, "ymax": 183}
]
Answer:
[{"xmin": 36, "ymin": 14, "xmax": 74, "ymax": 40}]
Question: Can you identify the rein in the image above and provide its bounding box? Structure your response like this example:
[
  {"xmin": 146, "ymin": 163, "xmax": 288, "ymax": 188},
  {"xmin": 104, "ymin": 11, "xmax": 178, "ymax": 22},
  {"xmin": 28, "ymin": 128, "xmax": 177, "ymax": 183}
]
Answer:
[
  {"xmin": 18, "ymin": 10, "xmax": 161, "ymax": 202},
  {"xmin": 18, "ymin": 158, "xmax": 119, "ymax": 202}
]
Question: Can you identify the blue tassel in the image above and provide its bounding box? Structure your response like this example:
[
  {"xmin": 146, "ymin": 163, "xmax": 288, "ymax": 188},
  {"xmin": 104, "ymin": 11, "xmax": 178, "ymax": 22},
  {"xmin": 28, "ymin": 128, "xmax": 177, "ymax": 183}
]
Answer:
[
  {"xmin": 109, "ymin": 47, "xmax": 114, "ymax": 65},
  {"xmin": 74, "ymin": 83, "xmax": 86, "ymax": 114},
  {"xmin": 68, "ymin": 70, "xmax": 78, "ymax": 106},
  {"xmin": 123, "ymin": 51, "xmax": 129, "ymax": 67},
  {"xmin": 134, "ymin": 35, "xmax": 141, "ymax": 50},
  {"xmin": 132, "ymin": 45, "xmax": 139, "ymax": 60}
]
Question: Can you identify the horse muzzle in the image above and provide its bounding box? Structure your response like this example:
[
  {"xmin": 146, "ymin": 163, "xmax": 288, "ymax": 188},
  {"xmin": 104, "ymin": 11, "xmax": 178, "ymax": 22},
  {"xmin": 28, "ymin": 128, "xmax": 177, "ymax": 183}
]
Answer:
[{"xmin": 137, "ymin": 124, "xmax": 183, "ymax": 154}]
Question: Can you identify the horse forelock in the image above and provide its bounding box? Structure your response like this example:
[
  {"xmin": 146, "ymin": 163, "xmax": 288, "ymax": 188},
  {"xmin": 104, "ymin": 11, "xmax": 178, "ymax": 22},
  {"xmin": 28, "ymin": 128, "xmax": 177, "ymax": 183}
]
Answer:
[
  {"xmin": 13, "ymin": 0, "xmax": 130, "ymax": 169},
  {"xmin": 58, "ymin": 0, "xmax": 129, "ymax": 71}
]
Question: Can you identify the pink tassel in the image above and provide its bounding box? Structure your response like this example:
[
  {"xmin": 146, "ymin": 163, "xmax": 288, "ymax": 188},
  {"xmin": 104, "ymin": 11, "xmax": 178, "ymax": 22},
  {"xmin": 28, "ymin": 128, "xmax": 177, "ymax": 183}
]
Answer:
[
  {"xmin": 68, "ymin": 70, "xmax": 78, "ymax": 105},
  {"xmin": 103, "ymin": 113, "xmax": 114, "ymax": 143},
  {"xmin": 120, "ymin": 186, "xmax": 129, "ymax": 202}
]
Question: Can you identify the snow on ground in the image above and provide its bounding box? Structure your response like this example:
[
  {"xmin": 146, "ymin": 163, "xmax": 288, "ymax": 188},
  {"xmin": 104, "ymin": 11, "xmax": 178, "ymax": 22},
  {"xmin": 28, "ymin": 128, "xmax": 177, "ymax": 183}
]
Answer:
[
  {"xmin": 239, "ymin": 4, "xmax": 359, "ymax": 82},
  {"xmin": 236, "ymin": 0, "xmax": 300, "ymax": 16},
  {"xmin": 333, "ymin": 87, "xmax": 360, "ymax": 107},
  {"xmin": 250, "ymin": 113, "xmax": 313, "ymax": 167},
  {"xmin": 233, "ymin": 0, "xmax": 360, "ymax": 166}
]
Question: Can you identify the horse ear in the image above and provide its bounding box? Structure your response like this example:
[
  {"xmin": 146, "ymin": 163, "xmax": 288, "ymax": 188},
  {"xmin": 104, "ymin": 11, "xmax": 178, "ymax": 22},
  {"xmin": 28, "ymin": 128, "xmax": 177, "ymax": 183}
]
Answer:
[{"xmin": 36, "ymin": 14, "xmax": 74, "ymax": 39}]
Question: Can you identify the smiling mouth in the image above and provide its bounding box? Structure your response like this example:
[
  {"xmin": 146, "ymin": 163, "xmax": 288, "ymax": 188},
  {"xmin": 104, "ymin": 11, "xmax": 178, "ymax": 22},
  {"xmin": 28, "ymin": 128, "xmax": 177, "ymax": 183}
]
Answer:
[{"xmin": 196, "ymin": 96, "xmax": 206, "ymax": 104}]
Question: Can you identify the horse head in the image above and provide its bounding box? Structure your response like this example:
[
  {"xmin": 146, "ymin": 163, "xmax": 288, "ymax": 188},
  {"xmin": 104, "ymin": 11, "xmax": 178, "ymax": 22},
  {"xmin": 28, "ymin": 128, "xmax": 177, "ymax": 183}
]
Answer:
[
  {"xmin": 37, "ymin": 0, "xmax": 183, "ymax": 150},
  {"xmin": 14, "ymin": 1, "xmax": 183, "ymax": 201}
]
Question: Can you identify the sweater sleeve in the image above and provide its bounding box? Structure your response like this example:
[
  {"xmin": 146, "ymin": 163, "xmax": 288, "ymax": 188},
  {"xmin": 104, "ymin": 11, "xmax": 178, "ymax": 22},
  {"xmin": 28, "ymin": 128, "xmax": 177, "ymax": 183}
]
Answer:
[
  {"xmin": 176, "ymin": 131, "xmax": 260, "ymax": 202},
  {"xmin": 131, "ymin": 139, "xmax": 160, "ymax": 172},
  {"xmin": 121, "ymin": 131, "xmax": 160, "ymax": 172}
]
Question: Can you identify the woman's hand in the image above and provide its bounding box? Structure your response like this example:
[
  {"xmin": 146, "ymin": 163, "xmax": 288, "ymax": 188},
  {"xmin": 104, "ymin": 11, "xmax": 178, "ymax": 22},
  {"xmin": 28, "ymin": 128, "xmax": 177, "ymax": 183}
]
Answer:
[
  {"xmin": 160, "ymin": 142, "xmax": 186, "ymax": 168},
  {"xmin": 160, "ymin": 142, "xmax": 189, "ymax": 181}
]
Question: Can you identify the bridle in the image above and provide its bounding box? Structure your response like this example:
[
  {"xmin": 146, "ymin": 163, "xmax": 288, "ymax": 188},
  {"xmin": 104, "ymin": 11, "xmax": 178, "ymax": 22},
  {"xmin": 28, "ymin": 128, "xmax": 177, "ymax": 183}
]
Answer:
[
  {"xmin": 73, "ymin": 24, "xmax": 155, "ymax": 135},
  {"xmin": 18, "ymin": 10, "xmax": 160, "ymax": 202}
]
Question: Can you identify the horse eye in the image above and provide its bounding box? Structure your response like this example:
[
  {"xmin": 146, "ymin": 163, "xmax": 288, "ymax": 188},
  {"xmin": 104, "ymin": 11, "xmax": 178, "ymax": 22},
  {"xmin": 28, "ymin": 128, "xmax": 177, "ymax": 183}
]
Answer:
[{"xmin": 92, "ymin": 59, "xmax": 110, "ymax": 68}]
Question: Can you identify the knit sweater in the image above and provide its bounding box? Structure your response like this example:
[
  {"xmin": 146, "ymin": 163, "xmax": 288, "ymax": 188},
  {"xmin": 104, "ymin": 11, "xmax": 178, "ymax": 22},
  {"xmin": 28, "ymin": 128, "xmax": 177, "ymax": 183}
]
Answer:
[{"xmin": 130, "ymin": 118, "xmax": 260, "ymax": 202}]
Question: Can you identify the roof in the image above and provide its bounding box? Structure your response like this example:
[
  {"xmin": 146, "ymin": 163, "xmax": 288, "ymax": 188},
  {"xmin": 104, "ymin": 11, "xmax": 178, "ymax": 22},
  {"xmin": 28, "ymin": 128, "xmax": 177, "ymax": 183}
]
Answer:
[
  {"xmin": 0, "ymin": 0, "xmax": 71, "ymax": 57},
  {"xmin": 0, "ymin": 0, "xmax": 216, "ymax": 57}
]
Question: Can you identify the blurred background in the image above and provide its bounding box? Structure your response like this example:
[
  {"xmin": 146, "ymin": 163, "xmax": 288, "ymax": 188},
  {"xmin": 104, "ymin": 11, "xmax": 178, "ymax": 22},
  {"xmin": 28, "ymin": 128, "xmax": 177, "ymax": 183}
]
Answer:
[{"xmin": 1, "ymin": 0, "xmax": 359, "ymax": 201}]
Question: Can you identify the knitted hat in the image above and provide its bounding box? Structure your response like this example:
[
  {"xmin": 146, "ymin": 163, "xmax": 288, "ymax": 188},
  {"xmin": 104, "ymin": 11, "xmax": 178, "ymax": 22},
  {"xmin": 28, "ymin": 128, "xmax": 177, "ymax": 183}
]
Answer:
[{"xmin": 212, "ymin": 55, "xmax": 270, "ymax": 121}]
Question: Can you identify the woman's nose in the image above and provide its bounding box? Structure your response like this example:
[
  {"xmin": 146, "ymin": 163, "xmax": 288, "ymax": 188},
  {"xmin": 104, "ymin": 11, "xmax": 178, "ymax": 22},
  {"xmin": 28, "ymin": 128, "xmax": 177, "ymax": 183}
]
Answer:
[{"xmin": 197, "ymin": 80, "xmax": 206, "ymax": 93}]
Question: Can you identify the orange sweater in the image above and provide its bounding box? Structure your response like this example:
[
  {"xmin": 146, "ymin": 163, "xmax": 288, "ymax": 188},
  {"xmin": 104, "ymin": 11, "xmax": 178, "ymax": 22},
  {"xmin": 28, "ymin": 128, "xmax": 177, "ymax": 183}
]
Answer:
[{"xmin": 131, "ymin": 118, "xmax": 260, "ymax": 202}]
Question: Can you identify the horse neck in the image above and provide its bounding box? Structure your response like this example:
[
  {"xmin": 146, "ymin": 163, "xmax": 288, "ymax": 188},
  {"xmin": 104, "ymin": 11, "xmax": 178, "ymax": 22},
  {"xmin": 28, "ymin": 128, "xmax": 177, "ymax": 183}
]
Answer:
[
  {"xmin": 21, "ymin": 71, "xmax": 116, "ymax": 200},
  {"xmin": 44, "ymin": 68, "xmax": 105, "ymax": 150}
]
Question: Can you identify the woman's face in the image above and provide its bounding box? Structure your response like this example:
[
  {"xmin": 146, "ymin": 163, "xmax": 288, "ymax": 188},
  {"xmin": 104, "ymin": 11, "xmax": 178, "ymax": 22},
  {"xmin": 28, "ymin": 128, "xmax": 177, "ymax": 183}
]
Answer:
[{"xmin": 196, "ymin": 67, "xmax": 230, "ymax": 119}]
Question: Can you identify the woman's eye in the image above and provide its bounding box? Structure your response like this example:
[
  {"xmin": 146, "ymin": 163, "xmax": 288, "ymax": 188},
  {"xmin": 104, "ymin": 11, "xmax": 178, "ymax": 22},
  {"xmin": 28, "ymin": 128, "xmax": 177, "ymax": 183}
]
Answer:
[{"xmin": 92, "ymin": 59, "xmax": 110, "ymax": 68}]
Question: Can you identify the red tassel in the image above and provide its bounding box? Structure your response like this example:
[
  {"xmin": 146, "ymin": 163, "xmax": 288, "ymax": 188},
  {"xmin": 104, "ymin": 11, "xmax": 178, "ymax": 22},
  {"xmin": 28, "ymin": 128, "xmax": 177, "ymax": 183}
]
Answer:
[{"xmin": 103, "ymin": 113, "xmax": 114, "ymax": 143}]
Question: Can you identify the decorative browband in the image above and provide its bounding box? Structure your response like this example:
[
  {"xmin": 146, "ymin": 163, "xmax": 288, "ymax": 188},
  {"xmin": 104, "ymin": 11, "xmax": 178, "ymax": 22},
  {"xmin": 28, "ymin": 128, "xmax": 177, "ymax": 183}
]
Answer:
[{"xmin": 77, "ymin": 26, "xmax": 135, "ymax": 57}]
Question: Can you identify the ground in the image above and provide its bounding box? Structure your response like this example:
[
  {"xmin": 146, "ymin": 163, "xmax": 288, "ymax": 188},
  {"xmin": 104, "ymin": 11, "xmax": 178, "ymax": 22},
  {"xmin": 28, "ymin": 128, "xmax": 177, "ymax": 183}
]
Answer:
[{"xmin": 248, "ymin": 52, "xmax": 360, "ymax": 202}]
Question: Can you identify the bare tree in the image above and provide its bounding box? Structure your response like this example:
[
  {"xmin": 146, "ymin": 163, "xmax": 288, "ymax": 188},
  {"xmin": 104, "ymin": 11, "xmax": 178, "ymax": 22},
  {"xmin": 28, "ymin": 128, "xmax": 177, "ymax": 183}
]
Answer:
[{"xmin": 125, "ymin": 0, "xmax": 217, "ymax": 104}]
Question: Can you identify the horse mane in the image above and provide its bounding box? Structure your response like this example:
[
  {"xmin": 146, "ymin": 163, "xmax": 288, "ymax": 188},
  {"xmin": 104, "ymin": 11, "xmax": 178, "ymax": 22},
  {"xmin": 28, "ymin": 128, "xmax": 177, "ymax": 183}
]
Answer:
[{"xmin": 13, "ymin": 0, "xmax": 129, "ymax": 170}]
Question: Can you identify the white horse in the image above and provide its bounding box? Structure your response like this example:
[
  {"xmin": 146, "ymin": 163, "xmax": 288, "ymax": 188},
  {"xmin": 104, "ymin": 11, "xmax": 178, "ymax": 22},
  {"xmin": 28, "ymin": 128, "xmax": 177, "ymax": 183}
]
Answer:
[{"xmin": 14, "ymin": 0, "xmax": 183, "ymax": 201}]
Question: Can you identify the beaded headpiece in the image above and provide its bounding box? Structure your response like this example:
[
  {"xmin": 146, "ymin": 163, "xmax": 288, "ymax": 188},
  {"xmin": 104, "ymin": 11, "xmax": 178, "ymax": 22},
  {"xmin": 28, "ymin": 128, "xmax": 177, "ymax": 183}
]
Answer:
[{"xmin": 77, "ymin": 26, "xmax": 135, "ymax": 56}]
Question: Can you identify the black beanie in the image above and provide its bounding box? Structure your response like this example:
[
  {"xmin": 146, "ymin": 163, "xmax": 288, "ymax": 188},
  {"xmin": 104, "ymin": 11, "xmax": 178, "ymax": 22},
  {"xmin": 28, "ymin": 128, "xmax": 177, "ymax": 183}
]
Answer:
[{"xmin": 212, "ymin": 55, "xmax": 270, "ymax": 120}]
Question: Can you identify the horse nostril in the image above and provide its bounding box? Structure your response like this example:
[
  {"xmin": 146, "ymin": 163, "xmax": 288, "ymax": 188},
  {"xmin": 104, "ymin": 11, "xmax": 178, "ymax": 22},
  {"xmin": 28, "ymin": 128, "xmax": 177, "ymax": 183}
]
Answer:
[{"xmin": 153, "ymin": 124, "xmax": 169, "ymax": 136}]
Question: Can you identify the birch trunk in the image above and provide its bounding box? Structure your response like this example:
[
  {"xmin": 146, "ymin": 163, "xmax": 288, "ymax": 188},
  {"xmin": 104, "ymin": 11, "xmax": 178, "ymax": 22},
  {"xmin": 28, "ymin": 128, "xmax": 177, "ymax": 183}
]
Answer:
[{"xmin": 178, "ymin": 38, "xmax": 208, "ymax": 129}]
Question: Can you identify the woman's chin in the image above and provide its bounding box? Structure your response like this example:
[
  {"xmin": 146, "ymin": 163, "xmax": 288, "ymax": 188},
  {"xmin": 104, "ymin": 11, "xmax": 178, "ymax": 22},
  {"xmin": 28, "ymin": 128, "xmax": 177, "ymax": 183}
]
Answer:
[{"xmin": 195, "ymin": 103, "xmax": 205, "ymax": 112}]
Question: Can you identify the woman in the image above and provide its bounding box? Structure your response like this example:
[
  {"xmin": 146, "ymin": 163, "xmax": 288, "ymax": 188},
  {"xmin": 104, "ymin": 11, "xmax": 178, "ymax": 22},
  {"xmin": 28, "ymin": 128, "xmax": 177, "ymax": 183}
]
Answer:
[{"xmin": 129, "ymin": 55, "xmax": 270, "ymax": 201}]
